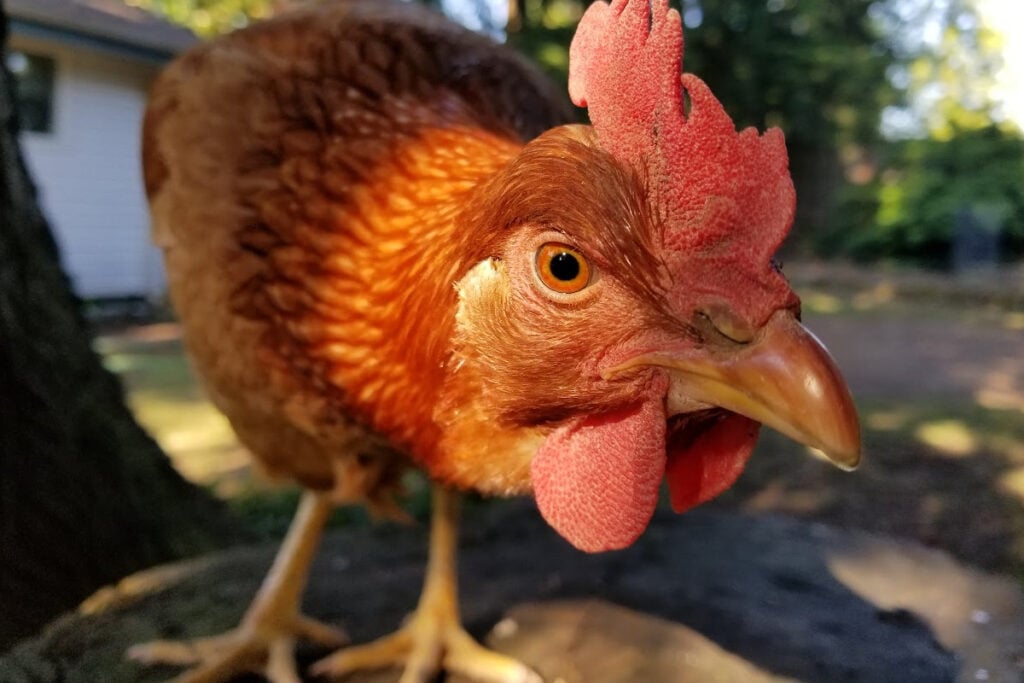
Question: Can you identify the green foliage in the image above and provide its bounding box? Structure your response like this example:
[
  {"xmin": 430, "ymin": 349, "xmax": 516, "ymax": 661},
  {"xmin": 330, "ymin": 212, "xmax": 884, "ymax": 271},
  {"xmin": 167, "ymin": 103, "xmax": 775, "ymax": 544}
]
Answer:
[
  {"xmin": 126, "ymin": 0, "xmax": 277, "ymax": 36},
  {"xmin": 824, "ymin": 124, "xmax": 1024, "ymax": 265},
  {"xmin": 817, "ymin": 0, "xmax": 1020, "ymax": 266},
  {"xmin": 900, "ymin": 0, "xmax": 1004, "ymax": 140},
  {"xmin": 675, "ymin": 0, "xmax": 897, "ymax": 150},
  {"xmin": 505, "ymin": 0, "xmax": 581, "ymax": 121}
]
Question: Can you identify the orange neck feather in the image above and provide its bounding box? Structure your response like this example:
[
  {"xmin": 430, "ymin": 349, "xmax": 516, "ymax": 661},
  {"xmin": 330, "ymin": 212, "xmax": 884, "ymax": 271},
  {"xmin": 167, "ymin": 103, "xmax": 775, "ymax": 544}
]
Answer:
[{"xmin": 297, "ymin": 126, "xmax": 521, "ymax": 465}]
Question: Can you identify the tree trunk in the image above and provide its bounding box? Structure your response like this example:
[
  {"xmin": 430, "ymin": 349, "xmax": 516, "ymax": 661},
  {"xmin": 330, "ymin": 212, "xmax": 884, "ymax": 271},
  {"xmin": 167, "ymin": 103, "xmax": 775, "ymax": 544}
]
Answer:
[
  {"xmin": 0, "ymin": 4, "xmax": 237, "ymax": 651},
  {"xmin": 506, "ymin": 0, "xmax": 526, "ymax": 35},
  {"xmin": 784, "ymin": 141, "xmax": 844, "ymax": 257}
]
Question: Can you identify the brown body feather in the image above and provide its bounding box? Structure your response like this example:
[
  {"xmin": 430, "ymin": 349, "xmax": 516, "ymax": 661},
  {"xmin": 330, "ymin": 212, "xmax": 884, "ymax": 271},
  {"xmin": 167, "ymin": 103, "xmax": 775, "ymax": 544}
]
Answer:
[{"xmin": 144, "ymin": 0, "xmax": 573, "ymax": 506}]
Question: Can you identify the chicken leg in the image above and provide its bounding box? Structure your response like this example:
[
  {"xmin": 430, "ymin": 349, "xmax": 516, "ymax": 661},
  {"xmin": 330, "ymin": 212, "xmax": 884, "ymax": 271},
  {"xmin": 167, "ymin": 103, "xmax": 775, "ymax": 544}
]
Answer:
[
  {"xmin": 128, "ymin": 492, "xmax": 346, "ymax": 683},
  {"xmin": 311, "ymin": 485, "xmax": 540, "ymax": 683}
]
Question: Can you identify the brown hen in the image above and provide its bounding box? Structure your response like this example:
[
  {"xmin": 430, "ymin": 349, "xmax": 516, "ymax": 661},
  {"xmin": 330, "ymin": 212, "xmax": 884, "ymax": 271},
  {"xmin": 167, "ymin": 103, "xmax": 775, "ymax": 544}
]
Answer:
[{"xmin": 130, "ymin": 1, "xmax": 860, "ymax": 682}]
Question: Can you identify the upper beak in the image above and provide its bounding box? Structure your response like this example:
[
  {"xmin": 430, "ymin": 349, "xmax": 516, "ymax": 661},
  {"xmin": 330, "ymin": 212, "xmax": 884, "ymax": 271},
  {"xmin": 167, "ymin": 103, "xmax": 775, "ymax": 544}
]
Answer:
[{"xmin": 606, "ymin": 310, "xmax": 861, "ymax": 470}]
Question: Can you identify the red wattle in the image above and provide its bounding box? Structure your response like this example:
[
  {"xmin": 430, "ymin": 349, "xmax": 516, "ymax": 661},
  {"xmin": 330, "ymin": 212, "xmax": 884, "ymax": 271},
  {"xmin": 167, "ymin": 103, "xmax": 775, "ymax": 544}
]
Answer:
[
  {"xmin": 665, "ymin": 414, "xmax": 759, "ymax": 513},
  {"xmin": 531, "ymin": 399, "xmax": 666, "ymax": 553}
]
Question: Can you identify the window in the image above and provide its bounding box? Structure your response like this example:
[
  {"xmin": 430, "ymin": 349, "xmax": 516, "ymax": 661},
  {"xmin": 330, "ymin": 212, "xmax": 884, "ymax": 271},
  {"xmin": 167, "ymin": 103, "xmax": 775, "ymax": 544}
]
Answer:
[{"xmin": 5, "ymin": 51, "xmax": 55, "ymax": 134}]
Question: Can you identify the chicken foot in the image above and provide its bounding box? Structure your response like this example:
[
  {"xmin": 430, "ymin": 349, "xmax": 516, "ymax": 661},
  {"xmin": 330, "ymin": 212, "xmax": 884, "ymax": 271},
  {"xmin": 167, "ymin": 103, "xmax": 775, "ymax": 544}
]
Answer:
[
  {"xmin": 311, "ymin": 485, "xmax": 541, "ymax": 683},
  {"xmin": 128, "ymin": 492, "xmax": 346, "ymax": 683}
]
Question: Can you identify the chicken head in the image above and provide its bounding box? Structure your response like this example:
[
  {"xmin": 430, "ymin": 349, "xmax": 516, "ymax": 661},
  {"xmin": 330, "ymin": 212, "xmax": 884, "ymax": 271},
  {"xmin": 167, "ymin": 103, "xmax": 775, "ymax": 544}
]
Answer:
[{"xmin": 439, "ymin": 0, "xmax": 861, "ymax": 553}]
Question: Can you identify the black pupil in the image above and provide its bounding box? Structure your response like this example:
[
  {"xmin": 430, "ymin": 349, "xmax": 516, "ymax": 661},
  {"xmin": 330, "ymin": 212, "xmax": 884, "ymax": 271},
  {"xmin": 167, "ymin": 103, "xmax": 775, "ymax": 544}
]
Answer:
[{"xmin": 549, "ymin": 252, "xmax": 581, "ymax": 281}]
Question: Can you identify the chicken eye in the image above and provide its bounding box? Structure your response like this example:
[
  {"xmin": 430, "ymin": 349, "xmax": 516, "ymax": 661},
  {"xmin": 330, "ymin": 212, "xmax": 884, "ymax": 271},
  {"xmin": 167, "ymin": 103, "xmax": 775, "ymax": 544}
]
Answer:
[{"xmin": 536, "ymin": 243, "xmax": 591, "ymax": 294}]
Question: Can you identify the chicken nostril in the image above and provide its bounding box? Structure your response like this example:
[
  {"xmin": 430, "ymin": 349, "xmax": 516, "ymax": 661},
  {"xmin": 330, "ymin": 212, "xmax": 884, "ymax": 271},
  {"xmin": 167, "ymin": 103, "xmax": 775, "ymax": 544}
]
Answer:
[{"xmin": 698, "ymin": 302, "xmax": 755, "ymax": 344}]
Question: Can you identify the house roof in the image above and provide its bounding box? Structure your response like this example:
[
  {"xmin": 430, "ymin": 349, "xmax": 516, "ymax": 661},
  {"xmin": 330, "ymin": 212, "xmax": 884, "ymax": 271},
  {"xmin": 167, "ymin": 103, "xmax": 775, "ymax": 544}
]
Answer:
[{"xmin": 8, "ymin": 0, "xmax": 197, "ymax": 62}]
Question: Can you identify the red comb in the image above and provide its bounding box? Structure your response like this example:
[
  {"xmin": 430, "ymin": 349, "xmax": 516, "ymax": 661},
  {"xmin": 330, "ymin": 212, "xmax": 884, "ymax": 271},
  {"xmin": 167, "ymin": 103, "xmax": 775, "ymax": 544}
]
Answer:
[{"xmin": 569, "ymin": 0, "xmax": 796, "ymax": 322}]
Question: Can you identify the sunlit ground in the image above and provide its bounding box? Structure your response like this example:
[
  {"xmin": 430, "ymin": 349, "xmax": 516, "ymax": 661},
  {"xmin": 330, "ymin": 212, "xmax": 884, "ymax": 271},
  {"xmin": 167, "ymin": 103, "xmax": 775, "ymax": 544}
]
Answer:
[
  {"xmin": 94, "ymin": 262, "xmax": 1024, "ymax": 576},
  {"xmin": 94, "ymin": 323, "xmax": 250, "ymax": 492},
  {"xmin": 92, "ymin": 325, "xmax": 309, "ymax": 537}
]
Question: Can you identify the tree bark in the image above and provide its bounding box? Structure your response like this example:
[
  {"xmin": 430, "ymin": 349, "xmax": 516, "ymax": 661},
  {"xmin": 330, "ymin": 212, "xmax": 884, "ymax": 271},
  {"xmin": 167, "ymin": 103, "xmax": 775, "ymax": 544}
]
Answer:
[
  {"xmin": 785, "ymin": 140, "xmax": 844, "ymax": 256},
  {"xmin": 0, "ymin": 3, "xmax": 237, "ymax": 651}
]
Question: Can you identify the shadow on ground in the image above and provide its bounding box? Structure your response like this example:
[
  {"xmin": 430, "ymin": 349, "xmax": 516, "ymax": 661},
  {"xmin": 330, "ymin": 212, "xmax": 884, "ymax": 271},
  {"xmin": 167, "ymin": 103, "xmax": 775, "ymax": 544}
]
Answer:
[{"xmin": 9, "ymin": 502, "xmax": 1020, "ymax": 683}]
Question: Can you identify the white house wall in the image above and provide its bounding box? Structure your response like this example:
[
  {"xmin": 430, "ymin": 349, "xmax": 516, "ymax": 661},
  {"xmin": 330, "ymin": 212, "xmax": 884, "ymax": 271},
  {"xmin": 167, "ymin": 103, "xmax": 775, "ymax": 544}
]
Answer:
[{"xmin": 11, "ymin": 35, "xmax": 166, "ymax": 300}]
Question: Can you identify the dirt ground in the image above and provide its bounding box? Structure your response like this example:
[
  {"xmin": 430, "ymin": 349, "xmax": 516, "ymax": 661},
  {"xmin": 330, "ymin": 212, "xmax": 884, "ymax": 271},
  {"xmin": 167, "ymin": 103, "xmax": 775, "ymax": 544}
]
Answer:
[{"xmin": 12, "ymin": 503, "xmax": 1019, "ymax": 682}]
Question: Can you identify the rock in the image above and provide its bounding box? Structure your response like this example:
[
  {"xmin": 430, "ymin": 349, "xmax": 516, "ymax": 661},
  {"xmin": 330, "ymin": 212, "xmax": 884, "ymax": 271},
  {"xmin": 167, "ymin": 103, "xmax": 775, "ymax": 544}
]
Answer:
[
  {"xmin": 1, "ymin": 503, "xmax": 1021, "ymax": 682},
  {"xmin": 482, "ymin": 599, "xmax": 798, "ymax": 683}
]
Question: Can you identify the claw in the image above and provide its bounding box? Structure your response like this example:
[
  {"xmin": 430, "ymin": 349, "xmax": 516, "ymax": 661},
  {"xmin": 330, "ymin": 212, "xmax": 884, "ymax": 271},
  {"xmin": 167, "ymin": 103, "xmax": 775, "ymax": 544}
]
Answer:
[
  {"xmin": 310, "ymin": 620, "xmax": 538, "ymax": 683},
  {"xmin": 128, "ymin": 616, "xmax": 346, "ymax": 683}
]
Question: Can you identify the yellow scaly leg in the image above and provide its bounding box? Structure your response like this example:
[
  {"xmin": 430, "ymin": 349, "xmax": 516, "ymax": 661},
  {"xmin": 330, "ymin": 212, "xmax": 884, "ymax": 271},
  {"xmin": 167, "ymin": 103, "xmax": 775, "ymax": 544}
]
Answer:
[
  {"xmin": 128, "ymin": 492, "xmax": 346, "ymax": 683},
  {"xmin": 311, "ymin": 485, "xmax": 540, "ymax": 683}
]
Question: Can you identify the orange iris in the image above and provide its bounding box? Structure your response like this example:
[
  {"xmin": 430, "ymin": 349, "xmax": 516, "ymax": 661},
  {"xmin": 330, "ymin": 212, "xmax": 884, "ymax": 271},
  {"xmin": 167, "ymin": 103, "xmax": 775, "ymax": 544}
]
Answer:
[{"xmin": 535, "ymin": 243, "xmax": 591, "ymax": 294}]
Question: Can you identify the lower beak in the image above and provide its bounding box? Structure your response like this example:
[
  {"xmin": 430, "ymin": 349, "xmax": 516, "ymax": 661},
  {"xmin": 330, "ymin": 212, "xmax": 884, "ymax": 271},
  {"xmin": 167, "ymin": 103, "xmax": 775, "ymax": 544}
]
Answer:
[{"xmin": 607, "ymin": 311, "xmax": 861, "ymax": 470}]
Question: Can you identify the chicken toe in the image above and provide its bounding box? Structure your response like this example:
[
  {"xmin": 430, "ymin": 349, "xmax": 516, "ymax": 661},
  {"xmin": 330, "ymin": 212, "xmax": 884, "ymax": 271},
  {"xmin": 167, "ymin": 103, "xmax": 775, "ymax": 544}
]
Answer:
[
  {"xmin": 311, "ymin": 616, "xmax": 538, "ymax": 683},
  {"xmin": 130, "ymin": 626, "xmax": 294, "ymax": 683}
]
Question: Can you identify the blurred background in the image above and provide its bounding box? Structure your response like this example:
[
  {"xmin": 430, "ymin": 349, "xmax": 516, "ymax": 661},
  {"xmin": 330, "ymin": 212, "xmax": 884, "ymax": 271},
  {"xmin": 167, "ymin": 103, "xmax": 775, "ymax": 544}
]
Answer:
[{"xmin": 3, "ymin": 0, "xmax": 1022, "ymax": 659}]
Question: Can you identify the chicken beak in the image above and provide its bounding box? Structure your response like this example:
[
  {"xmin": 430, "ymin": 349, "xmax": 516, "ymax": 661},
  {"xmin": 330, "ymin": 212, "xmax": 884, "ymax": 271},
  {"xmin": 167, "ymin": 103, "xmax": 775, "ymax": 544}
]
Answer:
[{"xmin": 607, "ymin": 310, "xmax": 861, "ymax": 470}]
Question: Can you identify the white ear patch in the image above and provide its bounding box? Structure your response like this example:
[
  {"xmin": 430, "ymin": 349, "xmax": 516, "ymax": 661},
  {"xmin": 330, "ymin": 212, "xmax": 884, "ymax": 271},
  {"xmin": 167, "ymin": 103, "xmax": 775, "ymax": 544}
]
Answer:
[
  {"xmin": 456, "ymin": 258, "xmax": 506, "ymax": 298},
  {"xmin": 441, "ymin": 257, "xmax": 543, "ymax": 495},
  {"xmin": 454, "ymin": 258, "xmax": 510, "ymax": 337}
]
